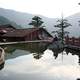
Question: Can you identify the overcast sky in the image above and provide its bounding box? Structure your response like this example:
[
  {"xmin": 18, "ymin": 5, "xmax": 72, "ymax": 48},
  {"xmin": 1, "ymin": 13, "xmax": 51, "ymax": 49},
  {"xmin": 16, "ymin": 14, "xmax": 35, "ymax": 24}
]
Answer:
[{"xmin": 0, "ymin": 0, "xmax": 80, "ymax": 18}]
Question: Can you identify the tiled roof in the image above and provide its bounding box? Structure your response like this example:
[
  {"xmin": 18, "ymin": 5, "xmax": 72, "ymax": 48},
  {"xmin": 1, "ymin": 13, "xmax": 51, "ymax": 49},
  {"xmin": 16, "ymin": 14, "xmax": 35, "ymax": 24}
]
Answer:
[
  {"xmin": 0, "ymin": 24, "xmax": 15, "ymax": 29},
  {"xmin": 0, "ymin": 30, "xmax": 7, "ymax": 33},
  {"xmin": 2, "ymin": 28, "xmax": 39, "ymax": 37}
]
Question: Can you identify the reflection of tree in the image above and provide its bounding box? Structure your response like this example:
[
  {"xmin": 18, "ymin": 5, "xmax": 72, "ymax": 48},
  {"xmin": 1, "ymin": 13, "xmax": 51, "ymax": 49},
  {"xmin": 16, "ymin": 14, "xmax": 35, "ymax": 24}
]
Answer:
[
  {"xmin": 1, "ymin": 45, "xmax": 16, "ymax": 54},
  {"xmin": 48, "ymin": 41, "xmax": 80, "ymax": 65},
  {"xmin": 51, "ymin": 47, "xmax": 80, "ymax": 65},
  {"xmin": 5, "ymin": 47, "xmax": 16, "ymax": 54},
  {"xmin": 48, "ymin": 42, "xmax": 80, "ymax": 65},
  {"xmin": 65, "ymin": 48, "xmax": 69, "ymax": 55},
  {"xmin": 2, "ymin": 43, "xmax": 49, "ymax": 60},
  {"xmin": 65, "ymin": 48, "xmax": 80, "ymax": 65},
  {"xmin": 48, "ymin": 42, "xmax": 64, "ymax": 59},
  {"xmin": 33, "ymin": 53, "xmax": 42, "ymax": 59},
  {"xmin": 51, "ymin": 48, "xmax": 63, "ymax": 59},
  {"xmin": 32, "ymin": 43, "xmax": 49, "ymax": 59}
]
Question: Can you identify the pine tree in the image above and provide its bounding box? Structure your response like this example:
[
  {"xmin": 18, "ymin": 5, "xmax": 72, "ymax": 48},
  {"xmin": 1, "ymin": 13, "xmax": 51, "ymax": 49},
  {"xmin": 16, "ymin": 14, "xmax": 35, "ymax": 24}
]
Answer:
[
  {"xmin": 29, "ymin": 16, "xmax": 44, "ymax": 28},
  {"xmin": 52, "ymin": 17, "xmax": 71, "ymax": 47}
]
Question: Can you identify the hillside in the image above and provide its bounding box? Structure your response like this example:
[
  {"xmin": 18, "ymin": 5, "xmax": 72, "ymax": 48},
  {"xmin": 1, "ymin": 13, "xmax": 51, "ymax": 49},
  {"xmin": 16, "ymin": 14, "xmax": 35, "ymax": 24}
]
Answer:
[
  {"xmin": 66, "ymin": 13, "xmax": 80, "ymax": 37},
  {"xmin": 0, "ymin": 15, "xmax": 22, "ymax": 29},
  {"xmin": 0, "ymin": 8, "xmax": 57, "ymax": 31},
  {"xmin": 0, "ymin": 8, "xmax": 80, "ymax": 37},
  {"xmin": 0, "ymin": 16, "xmax": 10, "ymax": 25}
]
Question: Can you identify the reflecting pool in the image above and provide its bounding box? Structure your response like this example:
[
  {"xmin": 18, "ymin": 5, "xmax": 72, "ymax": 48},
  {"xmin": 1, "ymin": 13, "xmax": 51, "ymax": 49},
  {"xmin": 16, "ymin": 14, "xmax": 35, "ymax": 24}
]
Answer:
[{"xmin": 0, "ymin": 42, "xmax": 80, "ymax": 80}]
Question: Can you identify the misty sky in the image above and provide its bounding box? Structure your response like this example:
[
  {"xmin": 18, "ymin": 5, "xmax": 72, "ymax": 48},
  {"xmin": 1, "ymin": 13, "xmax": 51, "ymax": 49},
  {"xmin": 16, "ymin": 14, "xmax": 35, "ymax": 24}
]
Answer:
[{"xmin": 0, "ymin": 0, "xmax": 80, "ymax": 18}]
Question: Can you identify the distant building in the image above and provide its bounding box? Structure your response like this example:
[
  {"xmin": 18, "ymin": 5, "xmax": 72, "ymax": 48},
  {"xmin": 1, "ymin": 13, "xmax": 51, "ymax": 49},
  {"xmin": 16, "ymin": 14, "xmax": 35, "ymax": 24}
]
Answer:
[
  {"xmin": 0, "ymin": 24, "xmax": 15, "ymax": 31},
  {"xmin": 0, "ymin": 24, "xmax": 53, "ymax": 42}
]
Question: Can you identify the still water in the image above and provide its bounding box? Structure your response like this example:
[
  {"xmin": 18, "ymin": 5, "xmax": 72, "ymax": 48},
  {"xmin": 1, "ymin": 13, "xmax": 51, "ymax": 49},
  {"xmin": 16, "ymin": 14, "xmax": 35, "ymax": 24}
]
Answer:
[{"xmin": 0, "ymin": 42, "xmax": 80, "ymax": 80}]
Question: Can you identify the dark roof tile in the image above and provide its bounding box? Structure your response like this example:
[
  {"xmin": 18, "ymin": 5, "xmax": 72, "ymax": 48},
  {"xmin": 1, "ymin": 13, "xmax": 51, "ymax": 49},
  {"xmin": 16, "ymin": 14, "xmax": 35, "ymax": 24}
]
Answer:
[{"xmin": 2, "ymin": 28, "xmax": 39, "ymax": 37}]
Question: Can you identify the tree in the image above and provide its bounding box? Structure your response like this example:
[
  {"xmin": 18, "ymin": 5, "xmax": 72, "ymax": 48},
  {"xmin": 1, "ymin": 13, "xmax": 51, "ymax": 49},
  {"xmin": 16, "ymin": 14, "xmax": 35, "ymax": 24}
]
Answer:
[
  {"xmin": 52, "ymin": 17, "xmax": 71, "ymax": 47},
  {"xmin": 29, "ymin": 16, "xmax": 44, "ymax": 28}
]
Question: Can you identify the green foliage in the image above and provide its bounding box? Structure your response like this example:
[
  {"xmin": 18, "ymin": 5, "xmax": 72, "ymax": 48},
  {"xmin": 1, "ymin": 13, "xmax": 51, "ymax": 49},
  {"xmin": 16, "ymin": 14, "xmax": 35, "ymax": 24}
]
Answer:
[
  {"xmin": 52, "ymin": 18, "xmax": 71, "ymax": 46},
  {"xmin": 29, "ymin": 16, "xmax": 44, "ymax": 28},
  {"xmin": 54, "ymin": 19, "xmax": 71, "ymax": 28}
]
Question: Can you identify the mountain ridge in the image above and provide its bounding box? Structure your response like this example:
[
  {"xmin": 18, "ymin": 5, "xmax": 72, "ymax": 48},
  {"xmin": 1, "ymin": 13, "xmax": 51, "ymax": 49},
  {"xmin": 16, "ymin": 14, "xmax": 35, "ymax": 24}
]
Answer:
[{"xmin": 0, "ymin": 8, "xmax": 80, "ymax": 37}]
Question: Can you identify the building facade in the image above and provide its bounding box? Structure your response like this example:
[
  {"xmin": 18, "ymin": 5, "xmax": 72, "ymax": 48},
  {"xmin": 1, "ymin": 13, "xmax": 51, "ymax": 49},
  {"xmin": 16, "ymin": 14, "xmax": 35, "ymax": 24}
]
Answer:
[{"xmin": 0, "ymin": 24, "xmax": 53, "ymax": 42}]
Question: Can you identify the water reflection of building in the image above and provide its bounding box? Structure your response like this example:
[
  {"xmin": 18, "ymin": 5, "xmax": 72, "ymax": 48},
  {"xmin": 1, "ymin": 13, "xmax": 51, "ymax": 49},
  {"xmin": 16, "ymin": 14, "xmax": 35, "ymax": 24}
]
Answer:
[
  {"xmin": 3, "ymin": 43, "xmax": 49, "ymax": 60},
  {"xmin": 48, "ymin": 41, "xmax": 80, "ymax": 65},
  {"xmin": 65, "ymin": 48, "xmax": 80, "ymax": 65},
  {"xmin": 49, "ymin": 44, "xmax": 80, "ymax": 65},
  {"xmin": 48, "ymin": 41, "xmax": 64, "ymax": 59}
]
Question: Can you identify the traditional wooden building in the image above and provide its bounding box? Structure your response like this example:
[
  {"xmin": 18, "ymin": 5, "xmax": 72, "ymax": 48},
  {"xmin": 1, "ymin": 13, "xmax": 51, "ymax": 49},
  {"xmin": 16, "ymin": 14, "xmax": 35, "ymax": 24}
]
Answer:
[
  {"xmin": 0, "ymin": 27, "xmax": 53, "ymax": 42},
  {"xmin": 0, "ymin": 24, "xmax": 15, "ymax": 31},
  {"xmin": 65, "ymin": 36, "xmax": 80, "ymax": 47}
]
